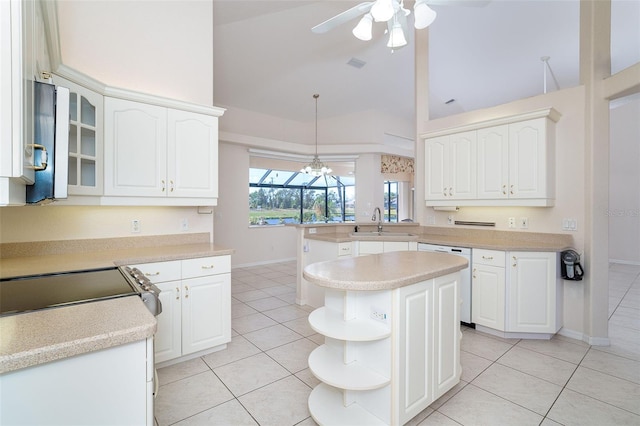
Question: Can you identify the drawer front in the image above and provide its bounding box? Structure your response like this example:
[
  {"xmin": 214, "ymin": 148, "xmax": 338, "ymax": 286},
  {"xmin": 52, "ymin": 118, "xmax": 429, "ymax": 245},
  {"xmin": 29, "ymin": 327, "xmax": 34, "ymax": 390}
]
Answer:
[
  {"xmin": 337, "ymin": 242, "xmax": 352, "ymax": 257},
  {"xmin": 129, "ymin": 260, "xmax": 181, "ymax": 283},
  {"xmin": 182, "ymin": 255, "xmax": 231, "ymax": 278},
  {"xmin": 472, "ymin": 249, "xmax": 505, "ymax": 268}
]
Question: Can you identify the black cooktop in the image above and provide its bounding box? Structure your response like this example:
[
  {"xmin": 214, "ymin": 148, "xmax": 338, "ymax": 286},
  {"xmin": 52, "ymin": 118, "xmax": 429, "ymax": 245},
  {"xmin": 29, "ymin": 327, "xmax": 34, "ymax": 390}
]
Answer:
[{"xmin": 0, "ymin": 267, "xmax": 138, "ymax": 317}]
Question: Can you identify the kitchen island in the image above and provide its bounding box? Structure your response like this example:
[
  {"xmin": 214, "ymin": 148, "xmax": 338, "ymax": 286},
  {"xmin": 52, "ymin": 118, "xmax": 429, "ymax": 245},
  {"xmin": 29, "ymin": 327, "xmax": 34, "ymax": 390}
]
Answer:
[{"xmin": 303, "ymin": 251, "xmax": 468, "ymax": 426}]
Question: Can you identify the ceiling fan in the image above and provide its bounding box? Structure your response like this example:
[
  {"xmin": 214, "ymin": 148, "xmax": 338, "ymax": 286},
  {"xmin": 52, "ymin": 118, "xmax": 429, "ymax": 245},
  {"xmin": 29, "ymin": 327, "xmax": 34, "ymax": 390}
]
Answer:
[{"xmin": 312, "ymin": 0, "xmax": 489, "ymax": 50}]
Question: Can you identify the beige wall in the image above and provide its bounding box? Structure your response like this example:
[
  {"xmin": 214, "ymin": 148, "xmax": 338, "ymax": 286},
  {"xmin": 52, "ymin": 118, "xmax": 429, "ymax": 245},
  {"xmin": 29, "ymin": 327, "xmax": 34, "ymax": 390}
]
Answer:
[
  {"xmin": 0, "ymin": 1, "xmax": 216, "ymax": 247},
  {"xmin": 609, "ymin": 94, "xmax": 640, "ymax": 263},
  {"xmin": 0, "ymin": 205, "xmax": 213, "ymax": 243}
]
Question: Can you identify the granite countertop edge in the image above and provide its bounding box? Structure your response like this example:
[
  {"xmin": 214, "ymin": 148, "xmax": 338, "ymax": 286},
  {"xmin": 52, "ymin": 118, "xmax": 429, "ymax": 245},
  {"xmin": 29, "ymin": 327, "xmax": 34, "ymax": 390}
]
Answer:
[
  {"xmin": 304, "ymin": 232, "xmax": 572, "ymax": 251},
  {"xmin": 0, "ymin": 297, "xmax": 157, "ymax": 374},
  {"xmin": 303, "ymin": 251, "xmax": 469, "ymax": 291}
]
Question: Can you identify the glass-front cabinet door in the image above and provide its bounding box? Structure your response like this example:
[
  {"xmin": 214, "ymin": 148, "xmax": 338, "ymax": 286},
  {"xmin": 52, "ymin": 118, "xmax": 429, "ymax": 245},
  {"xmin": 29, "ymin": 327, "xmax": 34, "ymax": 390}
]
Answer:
[{"xmin": 53, "ymin": 75, "xmax": 103, "ymax": 196}]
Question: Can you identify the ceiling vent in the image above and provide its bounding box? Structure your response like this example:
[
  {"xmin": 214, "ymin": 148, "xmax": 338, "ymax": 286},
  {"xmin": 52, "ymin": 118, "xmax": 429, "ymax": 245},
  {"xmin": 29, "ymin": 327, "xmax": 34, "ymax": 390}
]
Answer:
[{"xmin": 347, "ymin": 57, "xmax": 366, "ymax": 69}]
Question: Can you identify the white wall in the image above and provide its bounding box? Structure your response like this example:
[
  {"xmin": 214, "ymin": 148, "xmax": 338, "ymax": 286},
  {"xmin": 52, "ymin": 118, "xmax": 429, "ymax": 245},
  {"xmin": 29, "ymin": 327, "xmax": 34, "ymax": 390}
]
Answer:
[
  {"xmin": 56, "ymin": 0, "xmax": 213, "ymax": 106},
  {"xmin": 609, "ymin": 94, "xmax": 640, "ymax": 264}
]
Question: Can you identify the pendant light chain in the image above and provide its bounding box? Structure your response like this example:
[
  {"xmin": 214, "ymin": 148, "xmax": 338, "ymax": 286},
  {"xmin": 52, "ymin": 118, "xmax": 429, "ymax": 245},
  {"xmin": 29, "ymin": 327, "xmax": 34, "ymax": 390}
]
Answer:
[{"xmin": 300, "ymin": 93, "xmax": 332, "ymax": 176}]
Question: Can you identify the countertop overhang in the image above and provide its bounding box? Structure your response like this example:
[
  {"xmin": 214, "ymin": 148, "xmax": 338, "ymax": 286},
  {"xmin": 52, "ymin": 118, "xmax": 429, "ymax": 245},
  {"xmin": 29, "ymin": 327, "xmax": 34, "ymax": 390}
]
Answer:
[{"xmin": 304, "ymin": 251, "xmax": 468, "ymax": 291}]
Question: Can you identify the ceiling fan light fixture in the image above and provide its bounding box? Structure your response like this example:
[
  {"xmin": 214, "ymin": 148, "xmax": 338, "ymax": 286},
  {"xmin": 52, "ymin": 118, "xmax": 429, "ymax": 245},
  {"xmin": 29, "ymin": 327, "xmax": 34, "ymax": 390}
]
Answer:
[
  {"xmin": 414, "ymin": 0, "xmax": 437, "ymax": 29},
  {"xmin": 352, "ymin": 13, "xmax": 373, "ymax": 41},
  {"xmin": 387, "ymin": 21, "xmax": 407, "ymax": 48},
  {"xmin": 371, "ymin": 0, "xmax": 396, "ymax": 22}
]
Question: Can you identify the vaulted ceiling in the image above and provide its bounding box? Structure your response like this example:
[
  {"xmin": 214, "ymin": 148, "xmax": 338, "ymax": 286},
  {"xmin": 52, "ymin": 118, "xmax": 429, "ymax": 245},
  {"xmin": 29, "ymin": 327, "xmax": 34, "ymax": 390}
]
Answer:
[{"xmin": 212, "ymin": 0, "xmax": 639, "ymax": 145}]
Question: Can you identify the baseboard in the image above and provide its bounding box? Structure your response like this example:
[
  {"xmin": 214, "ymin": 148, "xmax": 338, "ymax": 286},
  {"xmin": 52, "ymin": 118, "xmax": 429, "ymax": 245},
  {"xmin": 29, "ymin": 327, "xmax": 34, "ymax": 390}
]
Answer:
[
  {"xmin": 557, "ymin": 327, "xmax": 611, "ymax": 346},
  {"xmin": 232, "ymin": 257, "xmax": 296, "ymax": 269},
  {"xmin": 609, "ymin": 259, "xmax": 640, "ymax": 266}
]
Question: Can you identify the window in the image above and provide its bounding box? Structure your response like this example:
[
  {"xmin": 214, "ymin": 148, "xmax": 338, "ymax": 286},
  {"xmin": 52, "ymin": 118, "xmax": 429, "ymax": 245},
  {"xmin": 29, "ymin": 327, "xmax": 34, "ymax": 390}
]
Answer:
[
  {"xmin": 384, "ymin": 181, "xmax": 399, "ymax": 223},
  {"xmin": 249, "ymin": 167, "xmax": 355, "ymax": 226}
]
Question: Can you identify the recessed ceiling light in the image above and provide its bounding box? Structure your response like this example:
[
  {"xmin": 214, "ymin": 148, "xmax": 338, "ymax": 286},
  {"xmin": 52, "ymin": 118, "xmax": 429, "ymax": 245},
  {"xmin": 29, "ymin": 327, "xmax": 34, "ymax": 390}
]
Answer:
[{"xmin": 347, "ymin": 57, "xmax": 366, "ymax": 69}]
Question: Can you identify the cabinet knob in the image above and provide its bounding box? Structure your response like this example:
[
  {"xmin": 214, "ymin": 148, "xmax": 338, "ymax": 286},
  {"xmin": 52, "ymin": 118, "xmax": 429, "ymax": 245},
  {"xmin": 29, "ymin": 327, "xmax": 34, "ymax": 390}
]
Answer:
[
  {"xmin": 472, "ymin": 268, "xmax": 476, "ymax": 279},
  {"xmin": 184, "ymin": 285, "xmax": 189, "ymax": 298},
  {"xmin": 482, "ymin": 255, "xmax": 493, "ymax": 260},
  {"xmin": 502, "ymin": 184, "xmax": 507, "ymax": 195},
  {"xmin": 170, "ymin": 180, "xmax": 174, "ymax": 192},
  {"xmin": 176, "ymin": 287, "xmax": 180, "ymax": 300},
  {"xmin": 512, "ymin": 255, "xmax": 517, "ymax": 267},
  {"xmin": 443, "ymin": 188, "xmax": 447, "ymax": 196},
  {"xmin": 510, "ymin": 184, "xmax": 514, "ymax": 195},
  {"xmin": 161, "ymin": 180, "xmax": 166, "ymax": 192},
  {"xmin": 449, "ymin": 187, "xmax": 453, "ymax": 196},
  {"xmin": 201, "ymin": 265, "xmax": 215, "ymax": 269}
]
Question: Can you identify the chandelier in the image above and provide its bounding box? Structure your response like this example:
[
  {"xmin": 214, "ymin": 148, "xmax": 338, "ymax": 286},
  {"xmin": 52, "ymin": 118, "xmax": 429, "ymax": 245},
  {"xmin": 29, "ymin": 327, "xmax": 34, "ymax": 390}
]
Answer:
[{"xmin": 301, "ymin": 94, "xmax": 332, "ymax": 177}]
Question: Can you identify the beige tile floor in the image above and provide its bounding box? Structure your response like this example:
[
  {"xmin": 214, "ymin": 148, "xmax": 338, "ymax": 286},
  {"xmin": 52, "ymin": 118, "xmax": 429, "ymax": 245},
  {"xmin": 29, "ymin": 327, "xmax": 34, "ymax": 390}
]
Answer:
[{"xmin": 154, "ymin": 261, "xmax": 640, "ymax": 426}]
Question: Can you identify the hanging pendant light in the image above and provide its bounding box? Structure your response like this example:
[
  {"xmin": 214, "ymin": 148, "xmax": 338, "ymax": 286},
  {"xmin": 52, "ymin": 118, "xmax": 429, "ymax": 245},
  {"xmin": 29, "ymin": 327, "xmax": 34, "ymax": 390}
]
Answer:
[{"xmin": 301, "ymin": 94, "xmax": 332, "ymax": 177}]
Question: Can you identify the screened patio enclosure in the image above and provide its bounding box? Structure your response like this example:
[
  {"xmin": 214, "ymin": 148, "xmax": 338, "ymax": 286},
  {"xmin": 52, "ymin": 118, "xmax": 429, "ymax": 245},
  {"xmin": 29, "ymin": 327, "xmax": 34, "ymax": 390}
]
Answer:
[{"xmin": 249, "ymin": 168, "xmax": 355, "ymax": 226}]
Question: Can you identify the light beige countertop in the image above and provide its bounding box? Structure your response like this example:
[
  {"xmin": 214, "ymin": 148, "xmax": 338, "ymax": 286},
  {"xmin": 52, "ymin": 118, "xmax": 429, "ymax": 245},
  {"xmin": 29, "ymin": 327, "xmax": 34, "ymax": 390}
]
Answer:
[
  {"xmin": 0, "ymin": 296, "xmax": 156, "ymax": 374},
  {"xmin": 299, "ymin": 225, "xmax": 573, "ymax": 252},
  {"xmin": 304, "ymin": 251, "xmax": 468, "ymax": 291},
  {"xmin": 1, "ymin": 241, "xmax": 234, "ymax": 279},
  {"xmin": 0, "ymin": 234, "xmax": 234, "ymax": 374}
]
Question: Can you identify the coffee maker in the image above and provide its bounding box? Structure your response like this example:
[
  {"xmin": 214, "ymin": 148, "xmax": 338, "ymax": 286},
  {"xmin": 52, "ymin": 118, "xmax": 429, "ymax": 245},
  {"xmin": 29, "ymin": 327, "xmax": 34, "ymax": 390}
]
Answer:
[{"xmin": 561, "ymin": 250, "xmax": 584, "ymax": 281}]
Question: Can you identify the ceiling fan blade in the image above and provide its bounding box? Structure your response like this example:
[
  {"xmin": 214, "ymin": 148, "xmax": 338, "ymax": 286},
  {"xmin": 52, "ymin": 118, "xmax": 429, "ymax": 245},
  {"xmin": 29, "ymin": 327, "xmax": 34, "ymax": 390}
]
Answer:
[{"xmin": 312, "ymin": 1, "xmax": 375, "ymax": 34}]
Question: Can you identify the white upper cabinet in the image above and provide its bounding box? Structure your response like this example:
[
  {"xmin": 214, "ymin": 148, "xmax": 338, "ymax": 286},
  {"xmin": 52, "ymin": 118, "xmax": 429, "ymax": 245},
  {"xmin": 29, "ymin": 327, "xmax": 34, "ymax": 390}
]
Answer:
[
  {"xmin": 425, "ymin": 131, "xmax": 476, "ymax": 201},
  {"xmin": 477, "ymin": 125, "xmax": 509, "ymax": 200},
  {"xmin": 103, "ymin": 97, "xmax": 220, "ymax": 204},
  {"xmin": 167, "ymin": 109, "xmax": 218, "ymax": 198},
  {"xmin": 104, "ymin": 98, "xmax": 167, "ymax": 197},
  {"xmin": 423, "ymin": 108, "xmax": 560, "ymax": 207},
  {"xmin": 53, "ymin": 75, "xmax": 103, "ymax": 196}
]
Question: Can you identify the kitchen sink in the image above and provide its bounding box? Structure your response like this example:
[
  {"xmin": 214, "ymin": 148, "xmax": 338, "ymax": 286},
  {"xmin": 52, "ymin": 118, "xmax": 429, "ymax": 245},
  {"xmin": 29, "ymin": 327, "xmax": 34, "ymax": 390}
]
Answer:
[{"xmin": 349, "ymin": 231, "xmax": 417, "ymax": 237}]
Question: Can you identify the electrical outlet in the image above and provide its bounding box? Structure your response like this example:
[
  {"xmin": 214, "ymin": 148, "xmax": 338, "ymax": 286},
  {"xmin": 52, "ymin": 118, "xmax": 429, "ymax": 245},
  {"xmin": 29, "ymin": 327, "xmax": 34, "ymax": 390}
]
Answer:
[
  {"xmin": 447, "ymin": 215, "xmax": 453, "ymax": 225},
  {"xmin": 180, "ymin": 218, "xmax": 189, "ymax": 232},
  {"xmin": 131, "ymin": 219, "xmax": 141, "ymax": 233},
  {"xmin": 562, "ymin": 218, "xmax": 578, "ymax": 231},
  {"xmin": 308, "ymin": 228, "xmax": 317, "ymax": 234},
  {"xmin": 519, "ymin": 217, "xmax": 529, "ymax": 229},
  {"xmin": 370, "ymin": 306, "xmax": 388, "ymax": 323},
  {"xmin": 508, "ymin": 217, "xmax": 516, "ymax": 228}
]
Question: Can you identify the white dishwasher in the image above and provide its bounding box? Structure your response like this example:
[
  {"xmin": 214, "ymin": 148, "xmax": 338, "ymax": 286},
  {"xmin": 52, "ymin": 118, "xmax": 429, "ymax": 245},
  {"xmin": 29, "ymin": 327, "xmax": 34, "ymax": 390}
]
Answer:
[{"xmin": 418, "ymin": 243, "xmax": 473, "ymax": 326}]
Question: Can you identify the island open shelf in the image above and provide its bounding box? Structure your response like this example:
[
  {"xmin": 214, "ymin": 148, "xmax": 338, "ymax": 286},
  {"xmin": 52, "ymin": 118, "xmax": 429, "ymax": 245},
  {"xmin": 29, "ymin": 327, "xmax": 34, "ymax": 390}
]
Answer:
[{"xmin": 303, "ymin": 251, "xmax": 467, "ymax": 425}]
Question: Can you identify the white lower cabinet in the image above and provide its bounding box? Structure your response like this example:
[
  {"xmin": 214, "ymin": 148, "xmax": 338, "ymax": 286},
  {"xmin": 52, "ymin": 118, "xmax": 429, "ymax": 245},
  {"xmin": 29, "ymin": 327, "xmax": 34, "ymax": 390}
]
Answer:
[
  {"xmin": 131, "ymin": 255, "xmax": 231, "ymax": 364},
  {"xmin": 308, "ymin": 272, "xmax": 461, "ymax": 425},
  {"xmin": 472, "ymin": 249, "xmax": 561, "ymax": 336},
  {"xmin": 0, "ymin": 338, "xmax": 154, "ymax": 426}
]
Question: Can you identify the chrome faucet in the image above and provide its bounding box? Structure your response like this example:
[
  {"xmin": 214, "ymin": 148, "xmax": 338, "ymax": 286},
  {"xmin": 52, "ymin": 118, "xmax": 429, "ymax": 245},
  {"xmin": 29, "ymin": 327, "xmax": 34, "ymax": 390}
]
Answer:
[{"xmin": 372, "ymin": 207, "xmax": 383, "ymax": 233}]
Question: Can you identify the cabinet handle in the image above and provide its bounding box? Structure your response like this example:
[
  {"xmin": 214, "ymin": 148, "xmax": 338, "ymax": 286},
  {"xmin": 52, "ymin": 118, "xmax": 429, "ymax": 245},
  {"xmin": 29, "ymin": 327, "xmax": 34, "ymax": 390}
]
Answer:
[
  {"xmin": 161, "ymin": 180, "xmax": 166, "ymax": 192},
  {"xmin": 144, "ymin": 272, "xmax": 161, "ymax": 277},
  {"xmin": 472, "ymin": 268, "xmax": 476, "ymax": 279},
  {"xmin": 170, "ymin": 180, "xmax": 174, "ymax": 192},
  {"xmin": 482, "ymin": 255, "xmax": 493, "ymax": 260},
  {"xmin": 510, "ymin": 184, "xmax": 514, "ymax": 195},
  {"xmin": 201, "ymin": 265, "xmax": 215, "ymax": 269},
  {"xmin": 443, "ymin": 188, "xmax": 447, "ymax": 196},
  {"xmin": 176, "ymin": 287, "xmax": 180, "ymax": 300},
  {"xmin": 512, "ymin": 256, "xmax": 517, "ymax": 267},
  {"xmin": 502, "ymin": 184, "xmax": 507, "ymax": 195},
  {"xmin": 449, "ymin": 187, "xmax": 453, "ymax": 196},
  {"xmin": 184, "ymin": 285, "xmax": 189, "ymax": 298}
]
